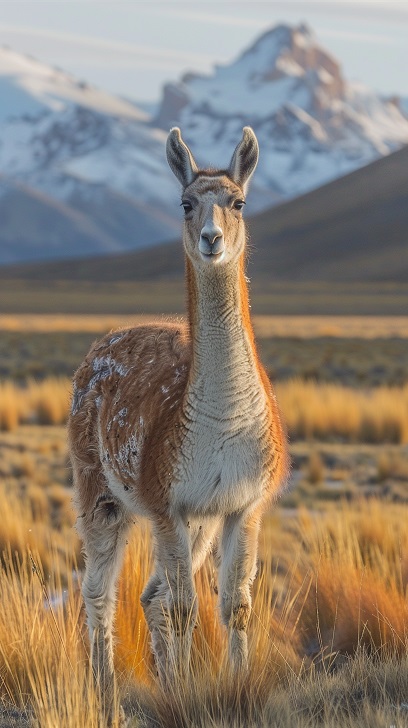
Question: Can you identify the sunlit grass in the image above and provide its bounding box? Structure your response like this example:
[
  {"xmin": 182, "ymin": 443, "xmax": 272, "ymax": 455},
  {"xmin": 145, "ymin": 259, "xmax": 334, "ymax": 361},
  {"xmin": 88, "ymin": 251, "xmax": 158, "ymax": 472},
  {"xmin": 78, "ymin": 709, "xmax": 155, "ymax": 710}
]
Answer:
[
  {"xmin": 2, "ymin": 313, "xmax": 408, "ymax": 337},
  {"xmin": 2, "ymin": 325, "xmax": 408, "ymax": 385},
  {"xmin": 0, "ymin": 378, "xmax": 71, "ymax": 430},
  {"xmin": 0, "ymin": 477, "xmax": 407, "ymax": 726},
  {"xmin": 3, "ymin": 377, "xmax": 408, "ymax": 444},
  {"xmin": 277, "ymin": 379, "xmax": 408, "ymax": 443}
]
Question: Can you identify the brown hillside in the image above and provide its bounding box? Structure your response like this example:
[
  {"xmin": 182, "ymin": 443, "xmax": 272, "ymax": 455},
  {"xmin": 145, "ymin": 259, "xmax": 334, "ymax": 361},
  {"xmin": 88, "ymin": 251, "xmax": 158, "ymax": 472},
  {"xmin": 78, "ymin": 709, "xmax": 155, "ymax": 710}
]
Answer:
[{"xmin": 1, "ymin": 144, "xmax": 408, "ymax": 283}]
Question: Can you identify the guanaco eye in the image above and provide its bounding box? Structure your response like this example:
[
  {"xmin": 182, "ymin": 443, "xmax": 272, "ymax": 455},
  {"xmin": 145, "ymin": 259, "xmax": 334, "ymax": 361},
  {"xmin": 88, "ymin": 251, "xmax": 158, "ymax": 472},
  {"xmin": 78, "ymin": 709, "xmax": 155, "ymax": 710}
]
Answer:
[
  {"xmin": 233, "ymin": 200, "xmax": 246, "ymax": 211},
  {"xmin": 181, "ymin": 201, "xmax": 193, "ymax": 214}
]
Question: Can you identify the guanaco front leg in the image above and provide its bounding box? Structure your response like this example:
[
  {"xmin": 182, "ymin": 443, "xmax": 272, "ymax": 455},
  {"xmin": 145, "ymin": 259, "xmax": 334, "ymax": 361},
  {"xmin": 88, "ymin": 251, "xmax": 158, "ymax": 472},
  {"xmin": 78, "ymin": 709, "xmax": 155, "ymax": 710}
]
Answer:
[
  {"xmin": 218, "ymin": 504, "xmax": 262, "ymax": 672},
  {"xmin": 141, "ymin": 517, "xmax": 197, "ymax": 684}
]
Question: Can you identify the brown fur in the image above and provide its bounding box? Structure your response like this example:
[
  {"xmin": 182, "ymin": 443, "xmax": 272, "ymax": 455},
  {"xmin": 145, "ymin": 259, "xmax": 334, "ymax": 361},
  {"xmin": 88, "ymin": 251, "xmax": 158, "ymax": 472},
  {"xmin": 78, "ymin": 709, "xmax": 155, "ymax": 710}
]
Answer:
[
  {"xmin": 69, "ymin": 322, "xmax": 192, "ymax": 519},
  {"xmin": 67, "ymin": 127, "xmax": 289, "ymax": 718}
]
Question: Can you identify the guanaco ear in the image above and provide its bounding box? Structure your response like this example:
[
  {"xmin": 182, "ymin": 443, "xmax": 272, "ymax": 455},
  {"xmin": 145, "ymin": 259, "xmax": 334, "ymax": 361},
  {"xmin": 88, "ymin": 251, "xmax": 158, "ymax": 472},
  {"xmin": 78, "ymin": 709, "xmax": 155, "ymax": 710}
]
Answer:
[
  {"xmin": 228, "ymin": 127, "xmax": 259, "ymax": 193},
  {"xmin": 166, "ymin": 127, "xmax": 198, "ymax": 188}
]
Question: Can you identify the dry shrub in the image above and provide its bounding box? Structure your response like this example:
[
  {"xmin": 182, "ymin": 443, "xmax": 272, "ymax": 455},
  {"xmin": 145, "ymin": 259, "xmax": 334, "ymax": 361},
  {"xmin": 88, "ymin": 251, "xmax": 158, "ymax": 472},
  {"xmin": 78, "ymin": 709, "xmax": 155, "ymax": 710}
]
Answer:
[
  {"xmin": 298, "ymin": 500, "xmax": 408, "ymax": 658},
  {"xmin": 377, "ymin": 450, "xmax": 408, "ymax": 483},
  {"xmin": 0, "ymin": 499, "xmax": 408, "ymax": 726},
  {"xmin": 277, "ymin": 380, "xmax": 408, "ymax": 443},
  {"xmin": 26, "ymin": 378, "xmax": 71, "ymax": 426},
  {"xmin": 306, "ymin": 451, "xmax": 325, "ymax": 484},
  {"xmin": 0, "ymin": 381, "xmax": 21, "ymax": 431}
]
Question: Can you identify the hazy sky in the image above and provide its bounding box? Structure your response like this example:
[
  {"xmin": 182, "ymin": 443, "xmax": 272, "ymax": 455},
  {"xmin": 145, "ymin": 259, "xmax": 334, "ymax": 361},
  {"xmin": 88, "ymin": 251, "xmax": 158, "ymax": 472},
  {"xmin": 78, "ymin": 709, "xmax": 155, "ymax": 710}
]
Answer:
[{"xmin": 1, "ymin": 1, "xmax": 408, "ymax": 103}]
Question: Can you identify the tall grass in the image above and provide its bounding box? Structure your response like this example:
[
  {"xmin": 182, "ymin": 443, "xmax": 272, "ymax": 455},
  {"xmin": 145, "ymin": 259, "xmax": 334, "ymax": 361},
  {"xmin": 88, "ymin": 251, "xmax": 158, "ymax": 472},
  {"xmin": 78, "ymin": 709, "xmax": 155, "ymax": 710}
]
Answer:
[
  {"xmin": 277, "ymin": 379, "xmax": 408, "ymax": 443},
  {"xmin": 0, "ymin": 476, "xmax": 78, "ymax": 577},
  {"xmin": 0, "ymin": 497, "xmax": 407, "ymax": 726},
  {"xmin": 0, "ymin": 378, "xmax": 70, "ymax": 430},
  {"xmin": 1, "ymin": 377, "xmax": 408, "ymax": 443},
  {"xmin": 298, "ymin": 500, "xmax": 408, "ymax": 659}
]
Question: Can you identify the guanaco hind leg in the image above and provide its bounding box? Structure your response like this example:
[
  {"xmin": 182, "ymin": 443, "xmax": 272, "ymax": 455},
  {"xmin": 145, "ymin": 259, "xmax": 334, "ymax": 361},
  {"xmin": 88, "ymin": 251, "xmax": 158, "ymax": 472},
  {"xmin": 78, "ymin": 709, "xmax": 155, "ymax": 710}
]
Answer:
[{"xmin": 77, "ymin": 490, "xmax": 131, "ymax": 722}]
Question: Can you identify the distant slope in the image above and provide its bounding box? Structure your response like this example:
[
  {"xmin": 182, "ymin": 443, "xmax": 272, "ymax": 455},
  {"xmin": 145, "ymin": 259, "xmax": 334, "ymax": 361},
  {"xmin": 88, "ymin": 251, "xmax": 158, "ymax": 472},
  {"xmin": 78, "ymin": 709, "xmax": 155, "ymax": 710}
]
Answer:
[
  {"xmin": 3, "ymin": 143, "xmax": 407, "ymax": 283},
  {"xmin": 2, "ymin": 24, "xmax": 408, "ymax": 265},
  {"xmin": 0, "ymin": 176, "xmax": 180, "ymax": 264},
  {"xmin": 250, "ymin": 142, "xmax": 408, "ymax": 282}
]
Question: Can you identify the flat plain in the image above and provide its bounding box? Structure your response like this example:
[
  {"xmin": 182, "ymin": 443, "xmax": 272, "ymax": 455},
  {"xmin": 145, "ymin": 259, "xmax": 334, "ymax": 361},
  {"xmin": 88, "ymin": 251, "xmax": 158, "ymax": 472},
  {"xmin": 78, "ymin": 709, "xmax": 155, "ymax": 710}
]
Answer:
[{"xmin": 0, "ymin": 308, "xmax": 407, "ymax": 727}]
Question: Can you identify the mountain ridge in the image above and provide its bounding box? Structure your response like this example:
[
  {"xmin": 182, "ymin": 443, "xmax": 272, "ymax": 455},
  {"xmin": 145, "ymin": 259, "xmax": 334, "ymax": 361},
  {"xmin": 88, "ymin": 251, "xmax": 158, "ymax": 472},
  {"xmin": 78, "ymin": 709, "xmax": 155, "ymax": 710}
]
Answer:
[
  {"xmin": 1, "ymin": 25, "xmax": 408, "ymax": 264},
  {"xmin": 3, "ymin": 142, "xmax": 407, "ymax": 283}
]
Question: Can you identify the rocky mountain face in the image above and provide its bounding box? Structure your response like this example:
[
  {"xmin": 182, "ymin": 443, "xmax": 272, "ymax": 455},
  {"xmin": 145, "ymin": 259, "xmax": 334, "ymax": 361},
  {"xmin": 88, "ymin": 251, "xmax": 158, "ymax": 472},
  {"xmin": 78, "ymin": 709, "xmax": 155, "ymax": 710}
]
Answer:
[
  {"xmin": 0, "ymin": 47, "xmax": 179, "ymax": 263},
  {"xmin": 154, "ymin": 24, "xmax": 408, "ymax": 206},
  {"xmin": 1, "ymin": 24, "xmax": 408, "ymax": 264}
]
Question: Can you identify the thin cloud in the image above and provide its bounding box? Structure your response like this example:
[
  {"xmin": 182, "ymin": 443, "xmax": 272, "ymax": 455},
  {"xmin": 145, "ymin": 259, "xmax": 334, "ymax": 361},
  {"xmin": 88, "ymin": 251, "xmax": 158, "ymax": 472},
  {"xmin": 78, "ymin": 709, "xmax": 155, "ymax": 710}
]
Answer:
[
  {"xmin": 318, "ymin": 28, "xmax": 396, "ymax": 45},
  {"xmin": 0, "ymin": 23, "xmax": 214, "ymax": 70},
  {"xmin": 147, "ymin": 1, "xmax": 408, "ymax": 26},
  {"xmin": 143, "ymin": 7, "xmax": 266, "ymax": 29}
]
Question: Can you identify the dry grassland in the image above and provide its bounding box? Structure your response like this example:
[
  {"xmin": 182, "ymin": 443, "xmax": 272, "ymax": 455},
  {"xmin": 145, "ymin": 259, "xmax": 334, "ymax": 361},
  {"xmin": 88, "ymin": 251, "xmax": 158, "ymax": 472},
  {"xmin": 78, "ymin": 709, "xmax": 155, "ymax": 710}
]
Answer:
[
  {"xmin": 277, "ymin": 380, "xmax": 408, "ymax": 443},
  {"xmin": 0, "ymin": 379, "xmax": 70, "ymax": 431},
  {"xmin": 0, "ymin": 314, "xmax": 407, "ymax": 725},
  {"xmin": 0, "ymin": 420, "xmax": 406, "ymax": 725},
  {"xmin": 1, "ymin": 279, "xmax": 408, "ymax": 316},
  {"xmin": 2, "ymin": 377, "xmax": 408, "ymax": 445},
  {"xmin": 2, "ymin": 313, "xmax": 408, "ymax": 337},
  {"xmin": 2, "ymin": 323, "xmax": 408, "ymax": 385},
  {"xmin": 0, "ymin": 467, "xmax": 407, "ymax": 726}
]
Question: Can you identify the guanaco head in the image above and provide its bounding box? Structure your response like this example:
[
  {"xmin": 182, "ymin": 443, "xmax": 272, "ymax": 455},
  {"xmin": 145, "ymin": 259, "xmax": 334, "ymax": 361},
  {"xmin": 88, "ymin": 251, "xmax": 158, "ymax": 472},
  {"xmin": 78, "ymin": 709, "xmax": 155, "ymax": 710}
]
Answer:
[{"xmin": 166, "ymin": 127, "xmax": 259, "ymax": 268}]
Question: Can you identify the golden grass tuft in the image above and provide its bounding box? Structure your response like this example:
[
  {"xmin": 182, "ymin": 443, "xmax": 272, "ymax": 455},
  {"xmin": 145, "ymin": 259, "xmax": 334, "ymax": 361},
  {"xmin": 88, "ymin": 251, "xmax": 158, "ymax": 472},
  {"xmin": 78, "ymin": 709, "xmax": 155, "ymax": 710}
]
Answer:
[
  {"xmin": 306, "ymin": 450, "xmax": 325, "ymax": 484},
  {"xmin": 376, "ymin": 450, "xmax": 408, "ymax": 483},
  {"xmin": 115, "ymin": 525, "xmax": 154, "ymax": 684},
  {"xmin": 298, "ymin": 500, "xmax": 408, "ymax": 659},
  {"xmin": 0, "ymin": 378, "xmax": 71, "ymax": 431},
  {"xmin": 2, "ymin": 377, "xmax": 408, "ymax": 445},
  {"xmin": 0, "ymin": 475, "xmax": 79, "ymax": 579},
  {"xmin": 26, "ymin": 378, "xmax": 71, "ymax": 425},
  {"xmin": 0, "ymin": 498, "xmax": 408, "ymax": 725},
  {"xmin": 0, "ymin": 381, "xmax": 21, "ymax": 431},
  {"xmin": 277, "ymin": 379, "xmax": 408, "ymax": 443}
]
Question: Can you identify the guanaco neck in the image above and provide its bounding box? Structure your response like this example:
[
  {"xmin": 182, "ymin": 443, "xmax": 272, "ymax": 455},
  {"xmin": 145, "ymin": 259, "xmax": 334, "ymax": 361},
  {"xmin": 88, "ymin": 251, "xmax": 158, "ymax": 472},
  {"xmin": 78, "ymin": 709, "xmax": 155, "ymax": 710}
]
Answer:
[{"xmin": 185, "ymin": 253, "xmax": 262, "ymax": 400}]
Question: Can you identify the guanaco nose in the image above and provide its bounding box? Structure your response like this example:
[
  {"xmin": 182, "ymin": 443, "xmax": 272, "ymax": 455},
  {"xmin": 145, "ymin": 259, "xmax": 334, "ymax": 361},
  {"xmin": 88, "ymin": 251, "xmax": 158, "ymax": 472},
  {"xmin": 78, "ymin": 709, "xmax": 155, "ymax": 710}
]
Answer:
[{"xmin": 199, "ymin": 224, "xmax": 225, "ymax": 257}]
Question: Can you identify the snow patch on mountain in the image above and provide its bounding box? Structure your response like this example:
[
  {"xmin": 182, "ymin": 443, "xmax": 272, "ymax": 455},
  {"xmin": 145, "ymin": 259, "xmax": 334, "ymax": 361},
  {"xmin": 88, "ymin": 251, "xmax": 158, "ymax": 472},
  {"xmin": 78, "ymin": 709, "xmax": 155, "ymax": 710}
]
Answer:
[
  {"xmin": 155, "ymin": 24, "xmax": 408, "ymax": 205},
  {"xmin": 1, "ymin": 25, "xmax": 408, "ymax": 264},
  {"xmin": 0, "ymin": 45, "xmax": 147, "ymax": 122}
]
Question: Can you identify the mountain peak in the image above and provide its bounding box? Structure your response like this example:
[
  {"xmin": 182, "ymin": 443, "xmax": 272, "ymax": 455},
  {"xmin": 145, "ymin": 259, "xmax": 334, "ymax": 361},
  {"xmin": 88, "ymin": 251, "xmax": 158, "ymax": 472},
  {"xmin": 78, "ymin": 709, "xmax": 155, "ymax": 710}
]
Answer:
[
  {"xmin": 0, "ymin": 44, "xmax": 147, "ymax": 123},
  {"xmin": 154, "ymin": 22, "xmax": 346, "ymax": 135},
  {"xmin": 241, "ymin": 21, "xmax": 315, "ymax": 59},
  {"xmin": 1, "ymin": 24, "xmax": 408, "ymax": 265},
  {"xmin": 233, "ymin": 21, "xmax": 343, "ymax": 102},
  {"xmin": 154, "ymin": 21, "xmax": 408, "ymax": 205}
]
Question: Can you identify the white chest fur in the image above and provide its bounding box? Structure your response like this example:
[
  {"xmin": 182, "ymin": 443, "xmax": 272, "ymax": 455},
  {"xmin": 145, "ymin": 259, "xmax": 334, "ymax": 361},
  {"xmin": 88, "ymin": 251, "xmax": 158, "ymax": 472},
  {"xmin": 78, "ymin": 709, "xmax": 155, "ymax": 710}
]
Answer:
[
  {"xmin": 171, "ymin": 314, "xmax": 270, "ymax": 517},
  {"xmin": 171, "ymin": 414, "xmax": 269, "ymax": 518}
]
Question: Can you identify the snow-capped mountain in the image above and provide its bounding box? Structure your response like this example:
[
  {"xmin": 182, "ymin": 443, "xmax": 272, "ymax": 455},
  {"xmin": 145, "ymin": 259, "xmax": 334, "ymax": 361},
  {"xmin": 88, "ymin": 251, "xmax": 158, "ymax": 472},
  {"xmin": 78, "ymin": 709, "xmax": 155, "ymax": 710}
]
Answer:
[
  {"xmin": 0, "ymin": 45, "xmax": 148, "ymax": 123},
  {"xmin": 155, "ymin": 24, "xmax": 408, "ymax": 206},
  {"xmin": 0, "ymin": 45, "xmax": 180, "ymax": 263},
  {"xmin": 1, "ymin": 24, "xmax": 408, "ymax": 264}
]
